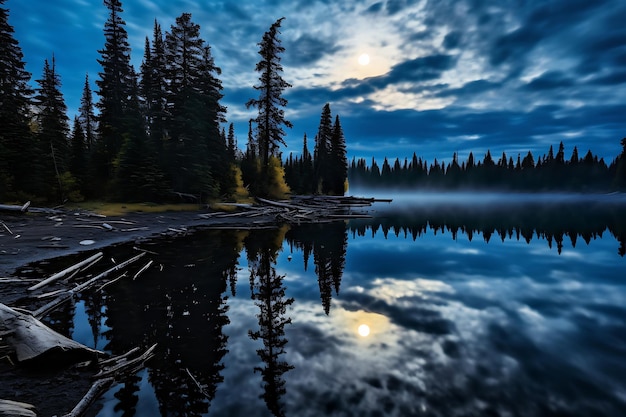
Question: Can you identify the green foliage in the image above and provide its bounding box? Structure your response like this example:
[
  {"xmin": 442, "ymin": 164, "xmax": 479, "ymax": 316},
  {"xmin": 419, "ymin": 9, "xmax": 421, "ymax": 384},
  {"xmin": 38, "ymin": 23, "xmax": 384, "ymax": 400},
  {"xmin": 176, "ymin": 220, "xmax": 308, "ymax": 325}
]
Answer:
[{"xmin": 58, "ymin": 171, "xmax": 84, "ymax": 202}]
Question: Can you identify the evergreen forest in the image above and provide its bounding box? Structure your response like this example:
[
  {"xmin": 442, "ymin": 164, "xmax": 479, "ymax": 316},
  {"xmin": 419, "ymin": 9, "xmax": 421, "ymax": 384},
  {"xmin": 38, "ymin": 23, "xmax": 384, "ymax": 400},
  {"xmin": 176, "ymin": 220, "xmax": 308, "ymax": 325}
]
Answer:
[{"xmin": 0, "ymin": 1, "xmax": 348, "ymax": 204}]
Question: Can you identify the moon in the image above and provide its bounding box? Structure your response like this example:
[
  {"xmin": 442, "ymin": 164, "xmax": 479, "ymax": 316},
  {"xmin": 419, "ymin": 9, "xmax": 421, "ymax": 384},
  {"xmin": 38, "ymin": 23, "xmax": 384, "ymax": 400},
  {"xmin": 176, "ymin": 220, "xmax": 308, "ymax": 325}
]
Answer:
[
  {"xmin": 358, "ymin": 53, "xmax": 370, "ymax": 66},
  {"xmin": 357, "ymin": 324, "xmax": 371, "ymax": 337}
]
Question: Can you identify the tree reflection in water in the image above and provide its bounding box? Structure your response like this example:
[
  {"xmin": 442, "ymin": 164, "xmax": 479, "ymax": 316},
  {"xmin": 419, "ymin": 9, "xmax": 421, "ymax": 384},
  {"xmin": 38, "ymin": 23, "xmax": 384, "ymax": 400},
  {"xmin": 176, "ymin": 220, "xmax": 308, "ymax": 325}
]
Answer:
[
  {"xmin": 285, "ymin": 222, "xmax": 348, "ymax": 314},
  {"xmin": 349, "ymin": 199, "xmax": 626, "ymax": 256},
  {"xmin": 100, "ymin": 230, "xmax": 242, "ymax": 416},
  {"xmin": 246, "ymin": 229, "xmax": 294, "ymax": 417}
]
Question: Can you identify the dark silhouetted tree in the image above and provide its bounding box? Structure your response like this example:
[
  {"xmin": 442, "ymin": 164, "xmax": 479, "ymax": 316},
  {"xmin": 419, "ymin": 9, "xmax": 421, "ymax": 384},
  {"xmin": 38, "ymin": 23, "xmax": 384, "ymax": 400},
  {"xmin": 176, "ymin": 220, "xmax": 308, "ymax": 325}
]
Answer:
[
  {"xmin": 246, "ymin": 17, "xmax": 292, "ymax": 168},
  {"xmin": 34, "ymin": 56, "xmax": 70, "ymax": 202},
  {"xmin": 95, "ymin": 0, "xmax": 137, "ymax": 188},
  {"xmin": 0, "ymin": 0, "xmax": 35, "ymax": 198},
  {"xmin": 69, "ymin": 116, "xmax": 87, "ymax": 190},
  {"xmin": 313, "ymin": 103, "xmax": 333, "ymax": 193},
  {"xmin": 328, "ymin": 115, "xmax": 348, "ymax": 194},
  {"xmin": 79, "ymin": 74, "xmax": 97, "ymax": 153},
  {"xmin": 164, "ymin": 13, "xmax": 224, "ymax": 198},
  {"xmin": 613, "ymin": 138, "xmax": 626, "ymax": 190}
]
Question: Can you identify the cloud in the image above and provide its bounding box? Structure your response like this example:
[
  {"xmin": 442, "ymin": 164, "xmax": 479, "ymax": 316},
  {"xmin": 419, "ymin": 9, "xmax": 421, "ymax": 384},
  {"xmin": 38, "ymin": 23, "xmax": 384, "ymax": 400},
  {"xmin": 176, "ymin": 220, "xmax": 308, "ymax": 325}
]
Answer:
[
  {"xmin": 522, "ymin": 71, "xmax": 575, "ymax": 91},
  {"xmin": 283, "ymin": 34, "xmax": 341, "ymax": 67}
]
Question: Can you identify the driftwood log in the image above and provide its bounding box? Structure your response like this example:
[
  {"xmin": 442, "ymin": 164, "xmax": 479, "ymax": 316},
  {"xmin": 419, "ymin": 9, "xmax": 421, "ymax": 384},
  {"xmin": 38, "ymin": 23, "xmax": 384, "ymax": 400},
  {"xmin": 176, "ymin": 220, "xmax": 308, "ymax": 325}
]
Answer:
[
  {"xmin": 0, "ymin": 202, "xmax": 30, "ymax": 213},
  {"xmin": 0, "ymin": 303, "xmax": 100, "ymax": 363},
  {"xmin": 201, "ymin": 195, "xmax": 392, "ymax": 225},
  {"xmin": 27, "ymin": 252, "xmax": 104, "ymax": 292},
  {"xmin": 0, "ymin": 399, "xmax": 37, "ymax": 417}
]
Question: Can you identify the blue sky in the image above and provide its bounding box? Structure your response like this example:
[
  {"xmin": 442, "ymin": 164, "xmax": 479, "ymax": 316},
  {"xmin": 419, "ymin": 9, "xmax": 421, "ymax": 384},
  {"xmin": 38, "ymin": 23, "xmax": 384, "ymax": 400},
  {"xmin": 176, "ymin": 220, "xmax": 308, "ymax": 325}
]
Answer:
[{"xmin": 7, "ymin": 0, "xmax": 626, "ymax": 164}]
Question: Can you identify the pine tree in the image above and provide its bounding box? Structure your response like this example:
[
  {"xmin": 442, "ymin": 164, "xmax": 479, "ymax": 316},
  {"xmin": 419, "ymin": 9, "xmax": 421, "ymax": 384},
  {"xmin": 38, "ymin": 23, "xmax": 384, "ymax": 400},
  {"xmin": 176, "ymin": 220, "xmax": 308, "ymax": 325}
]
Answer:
[
  {"xmin": 79, "ymin": 74, "xmax": 97, "ymax": 152},
  {"xmin": 246, "ymin": 17, "xmax": 292, "ymax": 168},
  {"xmin": 613, "ymin": 138, "xmax": 626, "ymax": 190},
  {"xmin": 301, "ymin": 133, "xmax": 314, "ymax": 193},
  {"xmin": 115, "ymin": 69, "xmax": 166, "ymax": 201},
  {"xmin": 227, "ymin": 122, "xmax": 237, "ymax": 159},
  {"xmin": 241, "ymin": 119, "xmax": 260, "ymax": 194},
  {"xmin": 34, "ymin": 56, "xmax": 71, "ymax": 201},
  {"xmin": 164, "ymin": 13, "xmax": 225, "ymax": 198},
  {"xmin": 69, "ymin": 116, "xmax": 87, "ymax": 184},
  {"xmin": 313, "ymin": 103, "xmax": 333, "ymax": 193},
  {"xmin": 140, "ymin": 20, "xmax": 167, "ymax": 165},
  {"xmin": 197, "ymin": 45, "xmax": 232, "ymax": 196},
  {"xmin": 95, "ymin": 0, "xmax": 136, "ymax": 187},
  {"xmin": 0, "ymin": 0, "xmax": 35, "ymax": 198},
  {"xmin": 329, "ymin": 115, "xmax": 348, "ymax": 194}
]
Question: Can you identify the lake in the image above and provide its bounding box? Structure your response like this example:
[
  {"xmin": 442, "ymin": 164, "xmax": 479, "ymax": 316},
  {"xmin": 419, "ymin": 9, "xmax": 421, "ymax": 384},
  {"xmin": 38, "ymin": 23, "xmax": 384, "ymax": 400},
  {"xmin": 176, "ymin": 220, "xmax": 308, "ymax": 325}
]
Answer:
[{"xmin": 40, "ymin": 194, "xmax": 626, "ymax": 416}]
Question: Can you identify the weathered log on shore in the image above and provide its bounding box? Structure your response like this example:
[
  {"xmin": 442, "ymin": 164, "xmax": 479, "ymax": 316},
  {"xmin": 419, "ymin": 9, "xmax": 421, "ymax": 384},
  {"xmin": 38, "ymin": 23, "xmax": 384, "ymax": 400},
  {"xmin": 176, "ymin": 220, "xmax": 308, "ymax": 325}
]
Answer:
[
  {"xmin": 251, "ymin": 195, "xmax": 391, "ymax": 222},
  {"xmin": 0, "ymin": 399, "xmax": 37, "ymax": 417},
  {"xmin": 0, "ymin": 202, "xmax": 30, "ymax": 213},
  {"xmin": 0, "ymin": 303, "xmax": 100, "ymax": 363}
]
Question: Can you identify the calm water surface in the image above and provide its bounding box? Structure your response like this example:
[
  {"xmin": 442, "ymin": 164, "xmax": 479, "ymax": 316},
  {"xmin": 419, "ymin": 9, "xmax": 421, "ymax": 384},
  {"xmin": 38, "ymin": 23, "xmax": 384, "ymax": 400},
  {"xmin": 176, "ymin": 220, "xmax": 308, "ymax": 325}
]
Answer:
[{"xmin": 62, "ymin": 195, "xmax": 626, "ymax": 416}]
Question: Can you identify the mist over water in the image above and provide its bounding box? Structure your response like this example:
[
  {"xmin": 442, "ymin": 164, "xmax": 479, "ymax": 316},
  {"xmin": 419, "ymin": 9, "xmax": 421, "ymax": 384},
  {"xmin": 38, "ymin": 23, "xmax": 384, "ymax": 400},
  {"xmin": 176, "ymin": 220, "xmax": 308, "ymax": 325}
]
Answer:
[{"xmin": 349, "ymin": 188, "xmax": 626, "ymax": 210}]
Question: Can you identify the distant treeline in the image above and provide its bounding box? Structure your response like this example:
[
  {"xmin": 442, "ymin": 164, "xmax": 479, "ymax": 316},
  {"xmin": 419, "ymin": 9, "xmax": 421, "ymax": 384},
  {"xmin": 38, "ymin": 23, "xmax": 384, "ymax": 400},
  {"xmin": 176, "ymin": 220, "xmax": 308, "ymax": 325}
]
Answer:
[{"xmin": 349, "ymin": 140, "xmax": 626, "ymax": 191}]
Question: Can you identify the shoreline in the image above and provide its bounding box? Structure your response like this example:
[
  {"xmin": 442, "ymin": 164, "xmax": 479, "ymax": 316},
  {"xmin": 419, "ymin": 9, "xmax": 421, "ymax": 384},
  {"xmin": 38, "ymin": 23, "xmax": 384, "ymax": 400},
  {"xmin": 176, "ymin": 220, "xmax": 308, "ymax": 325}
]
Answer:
[{"xmin": 0, "ymin": 208, "xmax": 280, "ymax": 277}]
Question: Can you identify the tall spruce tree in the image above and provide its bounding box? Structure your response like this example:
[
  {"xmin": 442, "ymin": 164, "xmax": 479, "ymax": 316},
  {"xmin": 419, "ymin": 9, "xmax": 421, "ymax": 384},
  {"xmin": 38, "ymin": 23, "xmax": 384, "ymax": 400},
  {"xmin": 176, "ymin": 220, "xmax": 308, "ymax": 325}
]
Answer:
[
  {"xmin": 79, "ymin": 74, "xmax": 97, "ymax": 152},
  {"xmin": 95, "ymin": 0, "xmax": 136, "ymax": 187},
  {"xmin": 246, "ymin": 17, "xmax": 292, "ymax": 168},
  {"xmin": 613, "ymin": 138, "xmax": 626, "ymax": 190},
  {"xmin": 227, "ymin": 122, "xmax": 236, "ymax": 160},
  {"xmin": 197, "ymin": 44, "xmax": 233, "ymax": 197},
  {"xmin": 0, "ymin": 0, "xmax": 35, "ymax": 198},
  {"xmin": 34, "ymin": 56, "xmax": 70, "ymax": 201},
  {"xmin": 329, "ymin": 115, "xmax": 348, "ymax": 195},
  {"xmin": 140, "ymin": 20, "xmax": 167, "ymax": 158},
  {"xmin": 301, "ymin": 133, "xmax": 314, "ymax": 193},
  {"xmin": 69, "ymin": 116, "xmax": 87, "ymax": 185},
  {"xmin": 78, "ymin": 74, "xmax": 98, "ymax": 197},
  {"xmin": 164, "ymin": 13, "xmax": 224, "ymax": 198},
  {"xmin": 313, "ymin": 103, "xmax": 333, "ymax": 193}
]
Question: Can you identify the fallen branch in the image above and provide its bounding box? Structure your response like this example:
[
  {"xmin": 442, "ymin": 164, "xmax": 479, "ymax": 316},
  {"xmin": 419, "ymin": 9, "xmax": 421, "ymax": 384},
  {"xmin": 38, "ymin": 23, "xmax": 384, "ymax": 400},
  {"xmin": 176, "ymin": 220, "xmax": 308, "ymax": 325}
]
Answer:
[
  {"xmin": 96, "ymin": 272, "xmax": 128, "ymax": 292},
  {"xmin": 1, "ymin": 221, "xmax": 13, "ymax": 235},
  {"xmin": 28, "ymin": 252, "xmax": 104, "ymax": 292},
  {"xmin": 60, "ymin": 378, "xmax": 114, "ymax": 417},
  {"xmin": 133, "ymin": 260, "xmax": 153, "ymax": 280},
  {"xmin": 93, "ymin": 343, "xmax": 157, "ymax": 379},
  {"xmin": 33, "ymin": 253, "xmax": 146, "ymax": 319}
]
